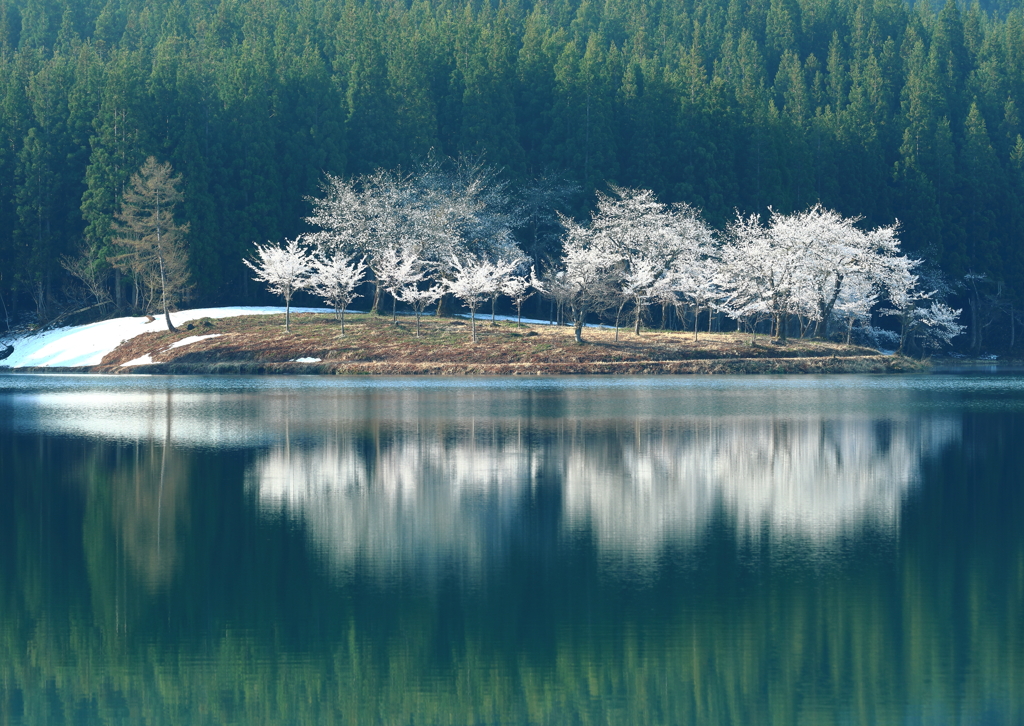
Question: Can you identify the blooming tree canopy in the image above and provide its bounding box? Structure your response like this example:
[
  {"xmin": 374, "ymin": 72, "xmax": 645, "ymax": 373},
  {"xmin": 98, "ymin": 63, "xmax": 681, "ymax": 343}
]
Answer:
[{"xmin": 244, "ymin": 237, "xmax": 313, "ymax": 332}]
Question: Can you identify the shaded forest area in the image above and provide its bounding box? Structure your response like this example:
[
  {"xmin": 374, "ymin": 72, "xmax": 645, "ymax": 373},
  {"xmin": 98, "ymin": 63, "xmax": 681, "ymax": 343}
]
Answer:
[{"xmin": 1, "ymin": 0, "xmax": 1023, "ymax": 350}]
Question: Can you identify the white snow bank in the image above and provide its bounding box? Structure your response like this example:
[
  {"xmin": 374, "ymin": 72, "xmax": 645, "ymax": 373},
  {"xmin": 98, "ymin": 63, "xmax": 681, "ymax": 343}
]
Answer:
[
  {"xmin": 120, "ymin": 354, "xmax": 154, "ymax": 367},
  {"xmin": 292, "ymin": 357, "xmax": 322, "ymax": 363},
  {"xmin": 168, "ymin": 334, "xmax": 222, "ymax": 349},
  {"xmin": 0, "ymin": 306, "xmax": 332, "ymax": 369}
]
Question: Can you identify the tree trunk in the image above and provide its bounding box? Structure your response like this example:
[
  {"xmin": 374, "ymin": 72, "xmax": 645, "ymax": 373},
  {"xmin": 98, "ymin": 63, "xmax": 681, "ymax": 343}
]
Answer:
[
  {"xmin": 371, "ymin": 282, "xmax": 382, "ymax": 315},
  {"xmin": 815, "ymin": 276, "xmax": 844, "ymax": 338},
  {"xmin": 776, "ymin": 313, "xmax": 788, "ymax": 342},
  {"xmin": 574, "ymin": 319, "xmax": 583, "ymax": 344},
  {"xmin": 158, "ymin": 254, "xmax": 177, "ymax": 333},
  {"xmin": 436, "ymin": 292, "xmax": 455, "ymax": 318}
]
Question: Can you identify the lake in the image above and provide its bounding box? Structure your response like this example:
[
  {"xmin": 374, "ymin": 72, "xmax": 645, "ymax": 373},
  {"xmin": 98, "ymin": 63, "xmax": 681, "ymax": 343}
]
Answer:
[{"xmin": 1, "ymin": 372, "xmax": 1023, "ymax": 725}]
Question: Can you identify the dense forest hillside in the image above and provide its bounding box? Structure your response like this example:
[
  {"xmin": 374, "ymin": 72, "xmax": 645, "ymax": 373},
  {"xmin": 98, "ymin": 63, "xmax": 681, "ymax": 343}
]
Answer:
[{"xmin": 1, "ymin": 0, "xmax": 1023, "ymax": 349}]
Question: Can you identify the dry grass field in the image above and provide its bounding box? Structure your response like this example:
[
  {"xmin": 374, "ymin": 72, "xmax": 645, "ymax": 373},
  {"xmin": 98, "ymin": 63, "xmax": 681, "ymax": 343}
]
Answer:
[{"xmin": 89, "ymin": 312, "xmax": 923, "ymax": 375}]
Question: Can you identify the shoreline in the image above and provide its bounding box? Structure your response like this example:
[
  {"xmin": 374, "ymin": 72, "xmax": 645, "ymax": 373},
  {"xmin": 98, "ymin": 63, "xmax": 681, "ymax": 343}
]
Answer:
[
  {"xmin": 5, "ymin": 355, "xmax": 924, "ymax": 376},
  {"xmin": 1, "ymin": 312, "xmax": 929, "ymax": 376}
]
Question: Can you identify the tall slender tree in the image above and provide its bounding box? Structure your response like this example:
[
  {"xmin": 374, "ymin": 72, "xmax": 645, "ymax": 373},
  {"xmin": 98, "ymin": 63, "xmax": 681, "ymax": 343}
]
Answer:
[{"xmin": 110, "ymin": 157, "xmax": 191, "ymax": 331}]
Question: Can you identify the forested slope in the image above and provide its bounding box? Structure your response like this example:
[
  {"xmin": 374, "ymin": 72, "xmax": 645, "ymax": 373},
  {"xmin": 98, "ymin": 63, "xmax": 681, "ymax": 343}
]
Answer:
[{"xmin": 1, "ymin": 0, "xmax": 1023, "ymax": 348}]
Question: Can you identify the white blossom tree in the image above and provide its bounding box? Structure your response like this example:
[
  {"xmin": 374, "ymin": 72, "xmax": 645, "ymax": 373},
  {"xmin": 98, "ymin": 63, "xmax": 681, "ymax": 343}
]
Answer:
[
  {"xmin": 485, "ymin": 257, "xmax": 521, "ymax": 323},
  {"xmin": 659, "ymin": 205, "xmax": 720, "ymax": 340},
  {"xmin": 396, "ymin": 283, "xmax": 444, "ymax": 337},
  {"xmin": 878, "ymin": 255, "xmax": 964, "ymax": 354},
  {"xmin": 447, "ymin": 255, "xmax": 506, "ymax": 343},
  {"xmin": 776, "ymin": 205, "xmax": 902, "ymax": 339},
  {"xmin": 669, "ymin": 250, "xmax": 722, "ymax": 341},
  {"xmin": 716, "ymin": 213, "xmax": 777, "ymax": 340},
  {"xmin": 305, "ymin": 169, "xmax": 418, "ymax": 313},
  {"xmin": 585, "ymin": 187, "xmax": 687, "ymax": 335},
  {"xmin": 309, "ymin": 253, "xmax": 367, "ymax": 335},
  {"xmin": 244, "ymin": 237, "xmax": 314, "ymax": 332},
  {"xmin": 833, "ymin": 272, "xmax": 879, "ymax": 344},
  {"xmin": 545, "ymin": 215, "xmax": 619, "ymax": 344},
  {"xmin": 503, "ymin": 266, "xmax": 542, "ymax": 327},
  {"xmin": 914, "ymin": 302, "xmax": 967, "ymax": 351},
  {"xmin": 305, "ymin": 156, "xmax": 526, "ymax": 319},
  {"xmin": 374, "ymin": 247, "xmax": 429, "ymax": 322}
]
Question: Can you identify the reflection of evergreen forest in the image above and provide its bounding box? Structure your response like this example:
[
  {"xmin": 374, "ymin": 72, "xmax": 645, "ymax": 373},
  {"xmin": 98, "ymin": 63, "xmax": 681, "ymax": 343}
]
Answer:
[
  {"xmin": 1, "ymin": 410, "xmax": 1023, "ymax": 725},
  {"xmin": 2, "ymin": 0, "xmax": 1024, "ymax": 345}
]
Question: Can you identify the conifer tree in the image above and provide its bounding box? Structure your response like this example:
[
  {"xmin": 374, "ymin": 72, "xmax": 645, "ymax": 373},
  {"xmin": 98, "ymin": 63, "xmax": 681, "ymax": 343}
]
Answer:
[{"xmin": 110, "ymin": 157, "xmax": 191, "ymax": 332}]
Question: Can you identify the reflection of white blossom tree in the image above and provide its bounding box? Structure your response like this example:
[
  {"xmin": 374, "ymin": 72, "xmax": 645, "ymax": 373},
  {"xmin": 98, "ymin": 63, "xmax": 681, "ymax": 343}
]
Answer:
[{"xmin": 245, "ymin": 403, "xmax": 959, "ymax": 582}]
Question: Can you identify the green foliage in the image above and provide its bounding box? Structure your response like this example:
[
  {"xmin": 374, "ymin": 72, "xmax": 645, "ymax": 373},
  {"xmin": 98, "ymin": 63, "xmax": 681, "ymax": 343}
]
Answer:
[{"xmin": 0, "ymin": 0, "xmax": 1022, "ymax": 342}]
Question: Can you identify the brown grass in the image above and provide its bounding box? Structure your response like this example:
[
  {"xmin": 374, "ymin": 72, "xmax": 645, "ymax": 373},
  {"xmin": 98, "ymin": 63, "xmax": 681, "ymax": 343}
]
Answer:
[{"xmin": 82, "ymin": 312, "xmax": 924, "ymax": 375}]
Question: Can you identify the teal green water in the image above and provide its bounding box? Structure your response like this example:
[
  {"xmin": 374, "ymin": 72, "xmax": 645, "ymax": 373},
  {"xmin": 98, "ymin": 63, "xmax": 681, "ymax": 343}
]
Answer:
[{"xmin": 2, "ymin": 373, "xmax": 1023, "ymax": 725}]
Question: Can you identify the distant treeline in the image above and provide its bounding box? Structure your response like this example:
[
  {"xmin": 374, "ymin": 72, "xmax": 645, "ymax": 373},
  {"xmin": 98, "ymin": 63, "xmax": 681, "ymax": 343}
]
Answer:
[{"xmin": 1, "ymin": 0, "xmax": 1023, "ymax": 348}]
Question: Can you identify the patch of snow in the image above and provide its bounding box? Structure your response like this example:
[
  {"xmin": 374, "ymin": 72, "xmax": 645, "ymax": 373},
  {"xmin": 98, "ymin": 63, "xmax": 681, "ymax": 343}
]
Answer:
[
  {"xmin": 0, "ymin": 306, "xmax": 332, "ymax": 369},
  {"xmin": 293, "ymin": 357, "xmax": 322, "ymax": 363},
  {"xmin": 168, "ymin": 334, "xmax": 221, "ymax": 349},
  {"xmin": 120, "ymin": 354, "xmax": 154, "ymax": 367},
  {"xmin": 452, "ymin": 312, "xmax": 612, "ymax": 327}
]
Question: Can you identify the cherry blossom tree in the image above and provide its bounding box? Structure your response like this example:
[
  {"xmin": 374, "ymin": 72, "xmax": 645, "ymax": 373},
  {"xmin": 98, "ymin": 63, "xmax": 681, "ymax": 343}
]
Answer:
[
  {"xmin": 716, "ymin": 213, "xmax": 777, "ymax": 340},
  {"xmin": 305, "ymin": 156, "xmax": 526, "ymax": 319},
  {"xmin": 502, "ymin": 267, "xmax": 542, "ymax": 327},
  {"xmin": 669, "ymin": 251, "xmax": 722, "ymax": 341},
  {"xmin": 309, "ymin": 253, "xmax": 367, "ymax": 335},
  {"xmin": 915, "ymin": 302, "xmax": 967, "ymax": 351},
  {"xmin": 447, "ymin": 255, "xmax": 506, "ymax": 343},
  {"xmin": 396, "ymin": 283, "xmax": 444, "ymax": 337},
  {"xmin": 374, "ymin": 247, "xmax": 429, "ymax": 322},
  {"xmin": 485, "ymin": 257, "xmax": 521, "ymax": 323},
  {"xmin": 666, "ymin": 204, "xmax": 719, "ymax": 340},
  {"xmin": 775, "ymin": 205, "xmax": 902, "ymax": 339},
  {"xmin": 545, "ymin": 215, "xmax": 619, "ymax": 344},
  {"xmin": 878, "ymin": 255, "xmax": 964, "ymax": 354},
  {"xmin": 244, "ymin": 237, "xmax": 313, "ymax": 332},
  {"xmin": 585, "ymin": 187, "xmax": 685, "ymax": 335},
  {"xmin": 305, "ymin": 169, "xmax": 417, "ymax": 313},
  {"xmin": 832, "ymin": 272, "xmax": 879, "ymax": 344}
]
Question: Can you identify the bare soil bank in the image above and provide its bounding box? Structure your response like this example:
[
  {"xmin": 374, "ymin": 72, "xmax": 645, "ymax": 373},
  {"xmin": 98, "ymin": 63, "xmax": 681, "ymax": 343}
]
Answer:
[{"xmin": 21, "ymin": 312, "xmax": 921, "ymax": 376}]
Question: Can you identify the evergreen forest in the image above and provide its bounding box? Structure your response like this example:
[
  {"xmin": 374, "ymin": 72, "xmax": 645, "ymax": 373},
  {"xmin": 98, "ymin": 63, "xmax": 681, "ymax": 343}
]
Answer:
[{"xmin": 2, "ymin": 0, "xmax": 1024, "ymax": 350}]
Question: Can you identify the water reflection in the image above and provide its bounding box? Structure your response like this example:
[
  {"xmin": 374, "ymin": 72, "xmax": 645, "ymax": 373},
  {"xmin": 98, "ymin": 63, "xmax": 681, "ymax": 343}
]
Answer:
[
  {"xmin": 76, "ymin": 393, "xmax": 190, "ymax": 595},
  {"xmin": 3, "ymin": 374, "xmax": 1024, "ymax": 725},
  {"xmin": 247, "ymin": 411, "xmax": 958, "ymax": 579}
]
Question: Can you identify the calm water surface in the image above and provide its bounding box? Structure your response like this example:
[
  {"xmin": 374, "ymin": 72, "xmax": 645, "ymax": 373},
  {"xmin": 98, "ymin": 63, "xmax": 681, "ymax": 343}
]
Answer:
[{"xmin": 1, "ymin": 373, "xmax": 1023, "ymax": 725}]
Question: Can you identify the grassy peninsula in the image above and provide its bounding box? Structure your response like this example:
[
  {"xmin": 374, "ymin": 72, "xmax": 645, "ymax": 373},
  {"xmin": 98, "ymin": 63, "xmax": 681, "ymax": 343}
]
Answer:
[{"xmin": 89, "ymin": 313, "xmax": 921, "ymax": 375}]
